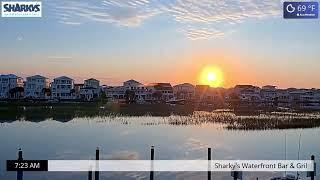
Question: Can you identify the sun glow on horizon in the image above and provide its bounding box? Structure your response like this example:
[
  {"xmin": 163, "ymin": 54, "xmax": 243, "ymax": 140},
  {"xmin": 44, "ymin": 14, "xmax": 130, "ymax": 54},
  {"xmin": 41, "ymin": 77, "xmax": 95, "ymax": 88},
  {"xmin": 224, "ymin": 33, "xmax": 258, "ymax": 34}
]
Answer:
[{"xmin": 199, "ymin": 66, "xmax": 223, "ymax": 87}]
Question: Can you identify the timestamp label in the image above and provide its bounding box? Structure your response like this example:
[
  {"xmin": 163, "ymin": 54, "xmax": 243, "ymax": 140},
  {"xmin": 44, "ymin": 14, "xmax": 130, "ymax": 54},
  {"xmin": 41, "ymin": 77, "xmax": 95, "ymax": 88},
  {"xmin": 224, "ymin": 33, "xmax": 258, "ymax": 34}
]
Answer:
[
  {"xmin": 7, "ymin": 160, "xmax": 48, "ymax": 171},
  {"xmin": 284, "ymin": 2, "xmax": 318, "ymax": 19}
]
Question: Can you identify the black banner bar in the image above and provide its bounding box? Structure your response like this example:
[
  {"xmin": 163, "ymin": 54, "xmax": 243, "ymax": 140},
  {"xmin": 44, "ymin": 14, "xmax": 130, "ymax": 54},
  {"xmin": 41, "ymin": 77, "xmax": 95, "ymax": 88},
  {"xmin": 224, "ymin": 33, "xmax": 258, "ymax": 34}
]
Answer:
[{"xmin": 7, "ymin": 160, "xmax": 48, "ymax": 171}]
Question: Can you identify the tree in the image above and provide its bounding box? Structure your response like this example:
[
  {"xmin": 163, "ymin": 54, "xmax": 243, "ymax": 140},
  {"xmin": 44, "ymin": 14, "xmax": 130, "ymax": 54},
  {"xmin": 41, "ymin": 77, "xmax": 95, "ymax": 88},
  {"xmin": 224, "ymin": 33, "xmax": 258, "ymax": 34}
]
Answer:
[
  {"xmin": 125, "ymin": 89, "xmax": 136, "ymax": 104},
  {"xmin": 42, "ymin": 88, "xmax": 51, "ymax": 97},
  {"xmin": 9, "ymin": 87, "xmax": 24, "ymax": 99},
  {"xmin": 99, "ymin": 92, "xmax": 108, "ymax": 104}
]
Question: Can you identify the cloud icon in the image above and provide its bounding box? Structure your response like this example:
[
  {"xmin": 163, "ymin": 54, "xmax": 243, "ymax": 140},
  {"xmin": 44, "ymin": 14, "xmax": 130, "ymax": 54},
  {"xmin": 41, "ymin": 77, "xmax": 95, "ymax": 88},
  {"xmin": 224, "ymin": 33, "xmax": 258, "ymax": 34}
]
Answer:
[{"xmin": 286, "ymin": 4, "xmax": 295, "ymax": 13}]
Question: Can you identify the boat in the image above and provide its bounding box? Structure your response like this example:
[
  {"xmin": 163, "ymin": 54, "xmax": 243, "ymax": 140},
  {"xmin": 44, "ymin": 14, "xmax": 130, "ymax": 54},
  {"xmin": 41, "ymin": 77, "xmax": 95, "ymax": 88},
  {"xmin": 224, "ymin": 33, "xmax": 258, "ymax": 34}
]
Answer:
[{"xmin": 270, "ymin": 133, "xmax": 302, "ymax": 180}]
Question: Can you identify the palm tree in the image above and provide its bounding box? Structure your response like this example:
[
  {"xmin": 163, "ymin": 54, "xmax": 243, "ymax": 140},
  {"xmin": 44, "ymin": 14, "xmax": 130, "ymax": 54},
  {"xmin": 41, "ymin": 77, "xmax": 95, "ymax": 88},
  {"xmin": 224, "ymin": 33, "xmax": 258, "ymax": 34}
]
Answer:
[{"xmin": 42, "ymin": 88, "xmax": 51, "ymax": 98}]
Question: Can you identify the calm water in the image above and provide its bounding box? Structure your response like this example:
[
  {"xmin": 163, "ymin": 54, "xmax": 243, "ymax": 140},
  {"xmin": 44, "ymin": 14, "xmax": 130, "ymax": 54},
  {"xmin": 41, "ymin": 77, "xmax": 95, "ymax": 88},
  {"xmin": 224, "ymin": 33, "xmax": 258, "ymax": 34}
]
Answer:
[{"xmin": 0, "ymin": 115, "xmax": 319, "ymax": 180}]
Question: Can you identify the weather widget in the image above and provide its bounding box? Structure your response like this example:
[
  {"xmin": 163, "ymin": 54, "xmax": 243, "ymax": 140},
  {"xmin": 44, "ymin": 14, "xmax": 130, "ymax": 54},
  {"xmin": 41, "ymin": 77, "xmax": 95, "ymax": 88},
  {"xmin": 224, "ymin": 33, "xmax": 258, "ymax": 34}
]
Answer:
[{"xmin": 283, "ymin": 1, "xmax": 318, "ymax": 19}]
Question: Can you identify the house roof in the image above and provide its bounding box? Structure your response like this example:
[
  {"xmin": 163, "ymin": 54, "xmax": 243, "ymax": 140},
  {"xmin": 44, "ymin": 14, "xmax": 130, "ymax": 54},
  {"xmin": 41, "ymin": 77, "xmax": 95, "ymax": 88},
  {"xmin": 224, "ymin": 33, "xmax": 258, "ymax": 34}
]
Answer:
[
  {"xmin": 124, "ymin": 79, "xmax": 142, "ymax": 84},
  {"xmin": 85, "ymin": 78, "xmax": 99, "ymax": 82},
  {"xmin": 148, "ymin": 83, "xmax": 172, "ymax": 90},
  {"xmin": 195, "ymin": 85, "xmax": 210, "ymax": 92},
  {"xmin": 173, "ymin": 83, "xmax": 195, "ymax": 88},
  {"xmin": 0, "ymin": 74, "xmax": 20, "ymax": 78},
  {"xmin": 54, "ymin": 76, "xmax": 73, "ymax": 80},
  {"xmin": 27, "ymin": 75, "xmax": 47, "ymax": 79},
  {"xmin": 234, "ymin": 85, "xmax": 255, "ymax": 89}
]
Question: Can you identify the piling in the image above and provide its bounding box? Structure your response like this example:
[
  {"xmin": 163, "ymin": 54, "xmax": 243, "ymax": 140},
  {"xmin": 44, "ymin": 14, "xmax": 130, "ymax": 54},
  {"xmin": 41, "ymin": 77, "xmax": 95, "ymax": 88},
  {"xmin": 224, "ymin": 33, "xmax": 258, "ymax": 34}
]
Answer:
[
  {"xmin": 95, "ymin": 147, "xmax": 100, "ymax": 180},
  {"xmin": 17, "ymin": 148, "xmax": 23, "ymax": 180},
  {"xmin": 88, "ymin": 170, "xmax": 92, "ymax": 180},
  {"xmin": 207, "ymin": 148, "xmax": 211, "ymax": 180},
  {"xmin": 310, "ymin": 155, "xmax": 315, "ymax": 180},
  {"xmin": 150, "ymin": 146, "xmax": 154, "ymax": 180}
]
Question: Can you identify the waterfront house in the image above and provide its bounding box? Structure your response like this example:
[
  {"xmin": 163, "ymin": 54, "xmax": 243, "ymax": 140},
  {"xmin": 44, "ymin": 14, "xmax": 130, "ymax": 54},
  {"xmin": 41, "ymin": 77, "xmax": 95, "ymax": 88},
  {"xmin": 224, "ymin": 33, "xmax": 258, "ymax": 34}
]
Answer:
[
  {"xmin": 289, "ymin": 89, "xmax": 320, "ymax": 110},
  {"xmin": 195, "ymin": 85, "xmax": 210, "ymax": 102},
  {"xmin": 123, "ymin": 79, "xmax": 142, "ymax": 88},
  {"xmin": 276, "ymin": 89, "xmax": 291, "ymax": 108},
  {"xmin": 84, "ymin": 78, "xmax": 100, "ymax": 89},
  {"xmin": 194, "ymin": 85, "xmax": 224, "ymax": 101},
  {"xmin": 105, "ymin": 80, "xmax": 151, "ymax": 103},
  {"xmin": 230, "ymin": 85, "xmax": 261, "ymax": 108},
  {"xmin": 233, "ymin": 85, "xmax": 256, "ymax": 95},
  {"xmin": 105, "ymin": 86, "xmax": 127, "ymax": 100},
  {"xmin": 194, "ymin": 85, "xmax": 226, "ymax": 108},
  {"xmin": 24, "ymin": 75, "xmax": 50, "ymax": 99},
  {"xmin": 173, "ymin": 83, "xmax": 195, "ymax": 100},
  {"xmin": 147, "ymin": 83, "xmax": 174, "ymax": 102},
  {"xmin": 0, "ymin": 74, "xmax": 24, "ymax": 99},
  {"xmin": 80, "ymin": 87, "xmax": 100, "ymax": 101},
  {"xmin": 261, "ymin": 85, "xmax": 277, "ymax": 102},
  {"xmin": 79, "ymin": 78, "xmax": 101, "ymax": 101},
  {"xmin": 123, "ymin": 80, "xmax": 151, "ymax": 103},
  {"xmin": 239, "ymin": 86, "xmax": 261, "ymax": 102},
  {"xmin": 51, "ymin": 76, "xmax": 75, "ymax": 100}
]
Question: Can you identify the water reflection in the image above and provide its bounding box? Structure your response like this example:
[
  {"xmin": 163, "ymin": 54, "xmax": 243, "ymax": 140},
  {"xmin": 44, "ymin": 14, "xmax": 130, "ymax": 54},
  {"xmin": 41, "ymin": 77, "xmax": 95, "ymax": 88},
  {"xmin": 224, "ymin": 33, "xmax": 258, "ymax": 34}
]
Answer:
[
  {"xmin": 0, "ymin": 116, "xmax": 319, "ymax": 179},
  {"xmin": 1, "ymin": 105, "xmax": 320, "ymax": 130}
]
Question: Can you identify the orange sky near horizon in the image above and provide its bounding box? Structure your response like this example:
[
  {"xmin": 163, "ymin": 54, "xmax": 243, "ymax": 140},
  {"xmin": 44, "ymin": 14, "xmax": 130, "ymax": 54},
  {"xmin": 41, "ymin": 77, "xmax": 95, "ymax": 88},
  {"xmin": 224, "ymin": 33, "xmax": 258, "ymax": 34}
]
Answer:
[{"xmin": 1, "ymin": 48, "xmax": 319, "ymax": 89}]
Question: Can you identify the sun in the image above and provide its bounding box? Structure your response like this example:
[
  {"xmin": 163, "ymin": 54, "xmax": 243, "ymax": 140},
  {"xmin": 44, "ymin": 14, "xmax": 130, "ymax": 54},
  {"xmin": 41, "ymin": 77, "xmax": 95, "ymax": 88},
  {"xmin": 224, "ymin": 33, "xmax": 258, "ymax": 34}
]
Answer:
[
  {"xmin": 207, "ymin": 72, "xmax": 216, "ymax": 81},
  {"xmin": 199, "ymin": 66, "xmax": 223, "ymax": 87}
]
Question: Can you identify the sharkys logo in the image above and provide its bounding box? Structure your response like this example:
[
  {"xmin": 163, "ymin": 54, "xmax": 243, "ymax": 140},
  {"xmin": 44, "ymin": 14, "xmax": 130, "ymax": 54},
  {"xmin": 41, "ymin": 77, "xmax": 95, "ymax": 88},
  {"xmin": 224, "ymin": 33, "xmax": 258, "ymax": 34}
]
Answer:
[{"xmin": 1, "ymin": 1, "xmax": 42, "ymax": 17}]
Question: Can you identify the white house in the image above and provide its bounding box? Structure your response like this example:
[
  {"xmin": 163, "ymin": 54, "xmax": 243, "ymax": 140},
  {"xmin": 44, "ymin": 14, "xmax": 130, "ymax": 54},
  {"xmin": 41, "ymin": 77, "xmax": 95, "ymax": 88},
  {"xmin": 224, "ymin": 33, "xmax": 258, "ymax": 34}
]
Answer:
[
  {"xmin": 24, "ymin": 75, "xmax": 50, "ymax": 99},
  {"xmin": 80, "ymin": 78, "xmax": 101, "ymax": 101},
  {"xmin": 239, "ymin": 86, "xmax": 261, "ymax": 101},
  {"xmin": 105, "ymin": 86, "xmax": 127, "ymax": 100},
  {"xmin": 84, "ymin": 78, "xmax": 100, "ymax": 88},
  {"xmin": 0, "ymin": 74, "xmax": 24, "ymax": 99},
  {"xmin": 173, "ymin": 83, "xmax": 195, "ymax": 100},
  {"xmin": 51, "ymin": 76, "xmax": 75, "ymax": 100},
  {"xmin": 289, "ymin": 90, "xmax": 320, "ymax": 110},
  {"xmin": 80, "ymin": 87, "xmax": 100, "ymax": 101},
  {"xmin": 147, "ymin": 83, "xmax": 174, "ymax": 102},
  {"xmin": 123, "ymin": 80, "xmax": 151, "ymax": 102},
  {"xmin": 105, "ymin": 80, "xmax": 151, "ymax": 103},
  {"xmin": 276, "ymin": 89, "xmax": 291, "ymax": 108},
  {"xmin": 124, "ymin": 79, "xmax": 142, "ymax": 88},
  {"xmin": 261, "ymin": 85, "xmax": 277, "ymax": 101}
]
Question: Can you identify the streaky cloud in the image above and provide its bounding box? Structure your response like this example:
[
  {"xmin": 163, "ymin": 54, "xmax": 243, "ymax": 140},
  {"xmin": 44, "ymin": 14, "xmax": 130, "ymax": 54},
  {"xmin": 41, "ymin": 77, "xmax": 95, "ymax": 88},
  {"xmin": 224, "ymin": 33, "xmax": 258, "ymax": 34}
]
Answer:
[{"xmin": 48, "ymin": 0, "xmax": 281, "ymax": 40}]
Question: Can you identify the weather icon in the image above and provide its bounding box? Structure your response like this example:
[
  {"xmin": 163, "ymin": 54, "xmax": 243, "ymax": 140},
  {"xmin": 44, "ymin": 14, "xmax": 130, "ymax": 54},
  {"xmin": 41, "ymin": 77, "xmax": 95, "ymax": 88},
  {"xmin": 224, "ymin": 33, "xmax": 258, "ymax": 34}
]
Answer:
[{"xmin": 286, "ymin": 4, "xmax": 295, "ymax": 13}]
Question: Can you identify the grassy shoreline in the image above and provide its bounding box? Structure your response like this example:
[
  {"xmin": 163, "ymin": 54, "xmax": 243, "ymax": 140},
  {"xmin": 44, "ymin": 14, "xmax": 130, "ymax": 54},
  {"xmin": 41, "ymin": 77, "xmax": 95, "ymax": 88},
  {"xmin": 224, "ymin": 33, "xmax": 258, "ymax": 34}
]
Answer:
[{"xmin": 1, "ymin": 103, "xmax": 320, "ymax": 130}]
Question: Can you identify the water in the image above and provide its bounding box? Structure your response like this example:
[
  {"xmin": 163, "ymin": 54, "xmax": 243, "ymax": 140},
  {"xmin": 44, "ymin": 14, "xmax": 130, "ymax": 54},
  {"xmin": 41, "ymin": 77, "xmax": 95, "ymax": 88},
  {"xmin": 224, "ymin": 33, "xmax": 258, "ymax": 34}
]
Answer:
[{"xmin": 0, "ymin": 112, "xmax": 320, "ymax": 179}]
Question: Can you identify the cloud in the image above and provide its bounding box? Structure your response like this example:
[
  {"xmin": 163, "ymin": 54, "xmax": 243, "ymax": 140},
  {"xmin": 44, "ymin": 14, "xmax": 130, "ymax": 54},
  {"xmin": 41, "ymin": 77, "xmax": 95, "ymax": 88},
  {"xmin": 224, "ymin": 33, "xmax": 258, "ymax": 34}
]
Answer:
[
  {"xmin": 48, "ymin": 0, "xmax": 281, "ymax": 40},
  {"xmin": 102, "ymin": 150, "xmax": 139, "ymax": 160},
  {"xmin": 49, "ymin": 0, "xmax": 158, "ymax": 27},
  {"xmin": 180, "ymin": 27, "xmax": 225, "ymax": 40},
  {"xmin": 184, "ymin": 138, "xmax": 209, "ymax": 151}
]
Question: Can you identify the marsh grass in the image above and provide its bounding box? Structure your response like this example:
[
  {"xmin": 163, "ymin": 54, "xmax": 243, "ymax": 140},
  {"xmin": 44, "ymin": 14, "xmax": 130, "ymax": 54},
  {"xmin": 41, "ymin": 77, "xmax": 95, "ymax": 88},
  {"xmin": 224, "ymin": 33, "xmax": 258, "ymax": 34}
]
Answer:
[
  {"xmin": 1, "ymin": 104, "xmax": 320, "ymax": 130},
  {"xmin": 165, "ymin": 111, "xmax": 320, "ymax": 130}
]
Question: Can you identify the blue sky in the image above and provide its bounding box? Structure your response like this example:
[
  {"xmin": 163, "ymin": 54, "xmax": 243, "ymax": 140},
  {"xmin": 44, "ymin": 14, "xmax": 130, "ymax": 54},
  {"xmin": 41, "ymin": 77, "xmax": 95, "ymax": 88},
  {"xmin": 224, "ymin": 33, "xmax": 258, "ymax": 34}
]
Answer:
[{"xmin": 0, "ymin": 0, "xmax": 319, "ymax": 88}]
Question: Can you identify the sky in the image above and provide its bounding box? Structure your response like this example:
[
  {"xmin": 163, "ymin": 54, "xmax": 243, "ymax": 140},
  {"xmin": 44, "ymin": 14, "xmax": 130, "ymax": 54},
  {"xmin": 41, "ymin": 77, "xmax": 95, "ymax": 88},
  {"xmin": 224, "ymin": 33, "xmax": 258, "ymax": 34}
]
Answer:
[{"xmin": 0, "ymin": 0, "xmax": 320, "ymax": 88}]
